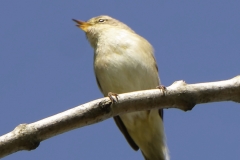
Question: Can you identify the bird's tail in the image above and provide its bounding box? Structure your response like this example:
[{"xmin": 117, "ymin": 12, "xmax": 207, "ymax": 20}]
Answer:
[{"xmin": 141, "ymin": 141, "xmax": 170, "ymax": 160}]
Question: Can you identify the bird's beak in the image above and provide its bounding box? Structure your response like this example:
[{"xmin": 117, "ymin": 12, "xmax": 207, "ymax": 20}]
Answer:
[{"xmin": 72, "ymin": 19, "xmax": 91, "ymax": 32}]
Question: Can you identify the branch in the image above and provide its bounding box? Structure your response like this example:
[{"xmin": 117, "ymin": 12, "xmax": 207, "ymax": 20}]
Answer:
[{"xmin": 0, "ymin": 76, "xmax": 239, "ymax": 158}]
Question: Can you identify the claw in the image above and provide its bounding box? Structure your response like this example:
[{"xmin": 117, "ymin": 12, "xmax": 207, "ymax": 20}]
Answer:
[
  {"xmin": 108, "ymin": 92, "xmax": 118, "ymax": 103},
  {"xmin": 156, "ymin": 85, "xmax": 167, "ymax": 95}
]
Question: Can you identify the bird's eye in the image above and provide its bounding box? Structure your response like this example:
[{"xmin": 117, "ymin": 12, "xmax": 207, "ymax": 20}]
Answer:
[{"xmin": 98, "ymin": 19, "xmax": 105, "ymax": 23}]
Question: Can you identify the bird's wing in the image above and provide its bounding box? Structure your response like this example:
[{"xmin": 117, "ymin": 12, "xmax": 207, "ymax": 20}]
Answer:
[
  {"xmin": 95, "ymin": 76, "xmax": 103, "ymax": 93},
  {"xmin": 159, "ymin": 109, "xmax": 164, "ymax": 120},
  {"xmin": 113, "ymin": 116, "xmax": 139, "ymax": 150}
]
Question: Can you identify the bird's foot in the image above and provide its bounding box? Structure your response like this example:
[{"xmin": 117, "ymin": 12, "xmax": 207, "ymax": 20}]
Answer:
[
  {"xmin": 156, "ymin": 85, "xmax": 167, "ymax": 95},
  {"xmin": 108, "ymin": 92, "xmax": 118, "ymax": 103}
]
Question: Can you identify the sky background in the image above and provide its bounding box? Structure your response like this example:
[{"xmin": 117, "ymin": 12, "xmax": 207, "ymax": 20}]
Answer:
[{"xmin": 0, "ymin": 1, "xmax": 239, "ymax": 160}]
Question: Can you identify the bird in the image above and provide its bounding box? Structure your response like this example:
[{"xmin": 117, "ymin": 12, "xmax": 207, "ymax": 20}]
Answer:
[{"xmin": 73, "ymin": 15, "xmax": 169, "ymax": 160}]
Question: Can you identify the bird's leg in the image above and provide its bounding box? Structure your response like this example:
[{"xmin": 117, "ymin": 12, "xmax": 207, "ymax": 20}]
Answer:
[
  {"xmin": 108, "ymin": 92, "xmax": 119, "ymax": 103},
  {"xmin": 156, "ymin": 85, "xmax": 167, "ymax": 95}
]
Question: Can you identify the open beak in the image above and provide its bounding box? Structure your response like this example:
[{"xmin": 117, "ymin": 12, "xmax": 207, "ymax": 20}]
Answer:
[{"xmin": 72, "ymin": 19, "xmax": 91, "ymax": 32}]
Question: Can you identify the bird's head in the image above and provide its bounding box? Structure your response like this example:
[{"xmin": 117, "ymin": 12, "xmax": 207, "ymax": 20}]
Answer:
[
  {"xmin": 73, "ymin": 15, "xmax": 132, "ymax": 32},
  {"xmin": 73, "ymin": 15, "xmax": 134, "ymax": 48}
]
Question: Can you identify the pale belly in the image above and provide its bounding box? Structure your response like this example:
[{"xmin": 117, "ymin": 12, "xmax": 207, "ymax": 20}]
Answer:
[
  {"xmin": 94, "ymin": 51, "xmax": 167, "ymax": 160},
  {"xmin": 94, "ymin": 50, "xmax": 160, "ymax": 119},
  {"xmin": 94, "ymin": 51, "xmax": 160, "ymax": 94}
]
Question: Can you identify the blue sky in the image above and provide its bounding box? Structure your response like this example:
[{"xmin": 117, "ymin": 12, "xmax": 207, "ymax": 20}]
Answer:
[{"xmin": 0, "ymin": 1, "xmax": 239, "ymax": 160}]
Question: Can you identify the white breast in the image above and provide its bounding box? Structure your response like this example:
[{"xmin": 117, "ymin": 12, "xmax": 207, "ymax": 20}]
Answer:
[{"xmin": 94, "ymin": 28, "xmax": 160, "ymax": 96}]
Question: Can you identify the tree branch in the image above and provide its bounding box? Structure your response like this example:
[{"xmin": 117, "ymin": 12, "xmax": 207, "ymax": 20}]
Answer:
[{"xmin": 0, "ymin": 75, "xmax": 239, "ymax": 158}]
